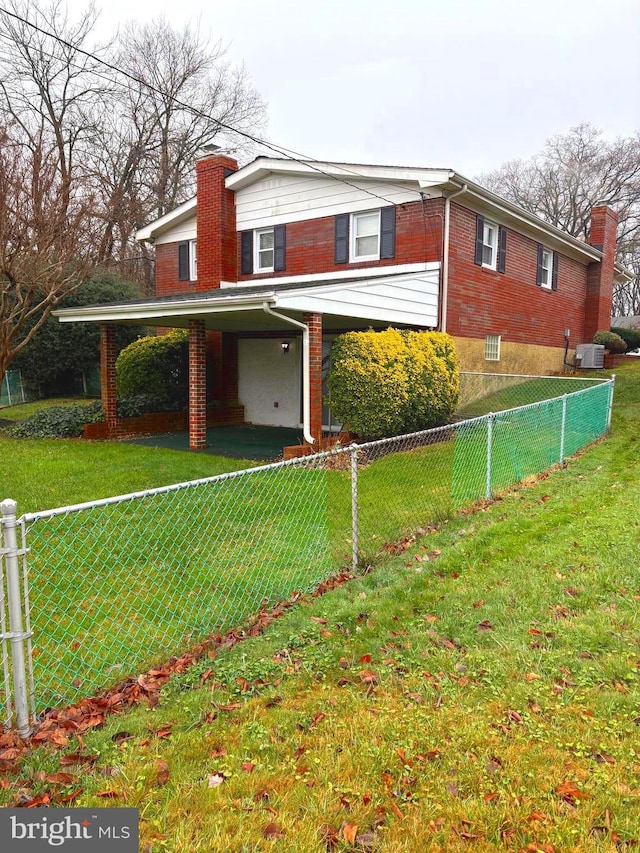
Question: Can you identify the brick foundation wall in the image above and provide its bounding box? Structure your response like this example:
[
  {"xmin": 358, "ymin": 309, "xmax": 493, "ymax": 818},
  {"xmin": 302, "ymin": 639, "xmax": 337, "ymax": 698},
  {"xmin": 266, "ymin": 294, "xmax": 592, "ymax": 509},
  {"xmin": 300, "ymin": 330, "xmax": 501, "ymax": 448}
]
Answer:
[
  {"xmin": 446, "ymin": 202, "xmax": 589, "ymax": 350},
  {"xmin": 83, "ymin": 405, "xmax": 246, "ymax": 440}
]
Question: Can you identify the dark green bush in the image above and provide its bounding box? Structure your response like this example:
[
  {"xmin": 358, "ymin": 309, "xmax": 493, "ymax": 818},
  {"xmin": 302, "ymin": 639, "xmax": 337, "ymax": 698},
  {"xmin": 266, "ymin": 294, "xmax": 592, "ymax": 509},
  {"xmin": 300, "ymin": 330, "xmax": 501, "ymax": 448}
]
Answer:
[
  {"xmin": 6, "ymin": 402, "xmax": 104, "ymax": 439},
  {"xmin": 116, "ymin": 330, "xmax": 189, "ymax": 409},
  {"xmin": 327, "ymin": 328, "xmax": 459, "ymax": 439},
  {"xmin": 611, "ymin": 326, "xmax": 640, "ymax": 353},
  {"xmin": 117, "ymin": 394, "xmax": 175, "ymax": 418},
  {"xmin": 592, "ymin": 330, "xmax": 627, "ymax": 354}
]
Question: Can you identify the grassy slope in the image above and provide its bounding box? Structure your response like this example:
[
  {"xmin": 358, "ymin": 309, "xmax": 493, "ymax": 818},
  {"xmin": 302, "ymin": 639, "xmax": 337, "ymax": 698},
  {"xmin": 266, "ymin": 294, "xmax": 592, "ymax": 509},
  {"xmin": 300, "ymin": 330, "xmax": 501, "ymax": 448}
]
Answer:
[{"xmin": 2, "ymin": 366, "xmax": 639, "ymax": 851}]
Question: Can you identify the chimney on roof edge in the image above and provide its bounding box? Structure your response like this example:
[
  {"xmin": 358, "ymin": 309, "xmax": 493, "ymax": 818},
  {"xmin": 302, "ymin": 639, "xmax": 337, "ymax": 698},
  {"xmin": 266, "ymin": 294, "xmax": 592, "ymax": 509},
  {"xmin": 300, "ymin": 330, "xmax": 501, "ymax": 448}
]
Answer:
[
  {"xmin": 195, "ymin": 154, "xmax": 238, "ymax": 290},
  {"xmin": 584, "ymin": 204, "xmax": 618, "ymax": 342}
]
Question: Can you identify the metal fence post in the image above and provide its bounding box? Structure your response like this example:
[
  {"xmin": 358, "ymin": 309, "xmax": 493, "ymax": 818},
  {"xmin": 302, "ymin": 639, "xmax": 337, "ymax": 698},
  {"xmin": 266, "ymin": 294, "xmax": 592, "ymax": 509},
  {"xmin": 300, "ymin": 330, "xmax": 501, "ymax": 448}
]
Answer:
[
  {"xmin": 607, "ymin": 375, "xmax": 616, "ymax": 431},
  {"xmin": 0, "ymin": 500, "xmax": 31, "ymax": 738},
  {"xmin": 560, "ymin": 394, "xmax": 567, "ymax": 464},
  {"xmin": 485, "ymin": 413, "xmax": 494, "ymax": 500},
  {"xmin": 350, "ymin": 444, "xmax": 359, "ymax": 571}
]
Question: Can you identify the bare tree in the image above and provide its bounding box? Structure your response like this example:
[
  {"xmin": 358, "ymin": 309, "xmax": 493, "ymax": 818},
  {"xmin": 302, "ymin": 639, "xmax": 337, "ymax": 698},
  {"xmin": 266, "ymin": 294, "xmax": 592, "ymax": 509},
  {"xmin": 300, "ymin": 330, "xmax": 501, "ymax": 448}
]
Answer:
[
  {"xmin": 90, "ymin": 17, "xmax": 267, "ymax": 291},
  {"xmin": 0, "ymin": 124, "xmax": 92, "ymax": 387},
  {"xmin": 481, "ymin": 124, "xmax": 640, "ymax": 317},
  {"xmin": 0, "ymin": 3, "xmax": 268, "ymax": 298}
]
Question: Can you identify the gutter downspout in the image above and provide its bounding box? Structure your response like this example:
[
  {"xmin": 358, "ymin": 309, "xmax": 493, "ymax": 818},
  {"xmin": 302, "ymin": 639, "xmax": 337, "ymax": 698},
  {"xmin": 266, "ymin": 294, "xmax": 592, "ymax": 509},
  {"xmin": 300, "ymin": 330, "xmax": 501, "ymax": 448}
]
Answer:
[
  {"xmin": 262, "ymin": 303, "xmax": 315, "ymax": 445},
  {"xmin": 441, "ymin": 183, "xmax": 468, "ymax": 333}
]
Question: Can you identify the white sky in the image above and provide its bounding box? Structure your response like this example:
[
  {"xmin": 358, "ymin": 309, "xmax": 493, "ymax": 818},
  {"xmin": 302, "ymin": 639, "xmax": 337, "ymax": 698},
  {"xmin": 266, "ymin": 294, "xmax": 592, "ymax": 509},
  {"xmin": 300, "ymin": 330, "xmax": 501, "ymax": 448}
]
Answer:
[{"xmin": 70, "ymin": 0, "xmax": 639, "ymax": 176}]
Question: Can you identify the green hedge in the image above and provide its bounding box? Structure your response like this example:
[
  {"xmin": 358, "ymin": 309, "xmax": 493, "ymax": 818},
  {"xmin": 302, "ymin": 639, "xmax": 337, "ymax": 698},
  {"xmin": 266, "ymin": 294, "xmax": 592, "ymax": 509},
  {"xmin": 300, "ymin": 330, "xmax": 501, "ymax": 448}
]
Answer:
[
  {"xmin": 592, "ymin": 330, "xmax": 627, "ymax": 354},
  {"xmin": 116, "ymin": 330, "xmax": 189, "ymax": 409},
  {"xmin": 327, "ymin": 328, "xmax": 459, "ymax": 439},
  {"xmin": 611, "ymin": 326, "xmax": 640, "ymax": 353}
]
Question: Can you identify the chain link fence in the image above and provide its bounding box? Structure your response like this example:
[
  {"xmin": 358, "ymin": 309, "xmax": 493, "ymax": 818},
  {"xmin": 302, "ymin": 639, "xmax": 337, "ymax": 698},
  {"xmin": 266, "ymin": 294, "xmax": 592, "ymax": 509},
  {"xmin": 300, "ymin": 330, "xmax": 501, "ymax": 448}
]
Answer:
[
  {"xmin": 0, "ymin": 370, "xmax": 31, "ymax": 408},
  {"xmin": 1, "ymin": 374, "xmax": 614, "ymax": 729}
]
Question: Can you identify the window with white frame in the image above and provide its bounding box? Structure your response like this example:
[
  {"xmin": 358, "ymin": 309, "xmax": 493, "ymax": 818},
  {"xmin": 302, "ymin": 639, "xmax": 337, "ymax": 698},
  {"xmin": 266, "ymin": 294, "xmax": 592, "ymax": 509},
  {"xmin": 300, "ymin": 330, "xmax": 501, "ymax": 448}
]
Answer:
[
  {"xmin": 485, "ymin": 334, "xmax": 501, "ymax": 361},
  {"xmin": 255, "ymin": 228, "xmax": 275, "ymax": 272},
  {"xmin": 539, "ymin": 248, "xmax": 553, "ymax": 289},
  {"xmin": 189, "ymin": 239, "xmax": 197, "ymax": 281},
  {"xmin": 482, "ymin": 220, "xmax": 498, "ymax": 269},
  {"xmin": 351, "ymin": 211, "xmax": 380, "ymax": 261}
]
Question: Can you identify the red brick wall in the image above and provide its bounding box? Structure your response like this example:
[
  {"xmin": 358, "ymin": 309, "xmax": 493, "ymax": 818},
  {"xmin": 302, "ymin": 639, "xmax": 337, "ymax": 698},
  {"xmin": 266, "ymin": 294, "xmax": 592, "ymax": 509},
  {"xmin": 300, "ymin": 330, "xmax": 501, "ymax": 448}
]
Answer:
[
  {"xmin": 446, "ymin": 203, "xmax": 589, "ymax": 348},
  {"xmin": 238, "ymin": 198, "xmax": 444, "ymax": 281},
  {"xmin": 155, "ymin": 242, "xmax": 193, "ymax": 297}
]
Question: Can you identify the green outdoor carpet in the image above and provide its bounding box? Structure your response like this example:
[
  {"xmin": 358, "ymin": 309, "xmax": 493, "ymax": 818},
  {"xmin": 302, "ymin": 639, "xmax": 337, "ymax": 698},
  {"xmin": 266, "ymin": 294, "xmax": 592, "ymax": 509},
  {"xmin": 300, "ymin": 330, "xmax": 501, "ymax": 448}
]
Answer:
[{"xmin": 125, "ymin": 425, "xmax": 303, "ymax": 460}]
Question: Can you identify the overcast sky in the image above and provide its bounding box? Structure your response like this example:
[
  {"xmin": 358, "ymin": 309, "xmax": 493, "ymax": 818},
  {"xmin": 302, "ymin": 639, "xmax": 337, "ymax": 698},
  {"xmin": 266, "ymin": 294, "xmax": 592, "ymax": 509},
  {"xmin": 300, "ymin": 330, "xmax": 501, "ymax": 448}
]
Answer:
[{"xmin": 69, "ymin": 0, "xmax": 639, "ymax": 177}]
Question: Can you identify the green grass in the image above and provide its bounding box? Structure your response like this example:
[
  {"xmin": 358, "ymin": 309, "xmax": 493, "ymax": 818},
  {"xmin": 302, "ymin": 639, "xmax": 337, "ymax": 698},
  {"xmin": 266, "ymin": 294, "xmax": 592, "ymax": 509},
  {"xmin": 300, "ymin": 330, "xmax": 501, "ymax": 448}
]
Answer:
[
  {"xmin": 0, "ymin": 379, "xmax": 614, "ymax": 716},
  {"xmin": 2, "ymin": 365, "xmax": 638, "ymax": 850},
  {"xmin": 0, "ymin": 396, "xmax": 88, "ymax": 421}
]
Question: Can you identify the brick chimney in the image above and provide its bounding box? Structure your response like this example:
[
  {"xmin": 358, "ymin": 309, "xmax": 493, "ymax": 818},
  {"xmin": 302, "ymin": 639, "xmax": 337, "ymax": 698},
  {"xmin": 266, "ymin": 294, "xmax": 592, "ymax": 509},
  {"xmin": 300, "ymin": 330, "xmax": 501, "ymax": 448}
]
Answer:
[
  {"xmin": 584, "ymin": 204, "xmax": 618, "ymax": 341},
  {"xmin": 195, "ymin": 154, "xmax": 238, "ymax": 291}
]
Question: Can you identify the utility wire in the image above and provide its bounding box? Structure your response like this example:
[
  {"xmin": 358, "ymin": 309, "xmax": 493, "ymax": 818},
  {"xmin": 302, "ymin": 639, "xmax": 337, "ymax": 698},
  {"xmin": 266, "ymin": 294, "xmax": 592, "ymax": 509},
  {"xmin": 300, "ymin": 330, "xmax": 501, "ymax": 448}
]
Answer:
[
  {"xmin": 0, "ymin": 5, "xmax": 411, "ymax": 208},
  {"xmin": 0, "ymin": 6, "xmax": 443, "ymax": 263}
]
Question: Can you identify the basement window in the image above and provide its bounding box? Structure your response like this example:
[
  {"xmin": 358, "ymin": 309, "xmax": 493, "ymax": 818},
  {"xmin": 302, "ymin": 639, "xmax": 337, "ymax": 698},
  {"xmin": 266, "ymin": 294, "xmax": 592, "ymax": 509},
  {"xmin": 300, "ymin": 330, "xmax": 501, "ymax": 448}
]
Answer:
[{"xmin": 485, "ymin": 334, "xmax": 501, "ymax": 361}]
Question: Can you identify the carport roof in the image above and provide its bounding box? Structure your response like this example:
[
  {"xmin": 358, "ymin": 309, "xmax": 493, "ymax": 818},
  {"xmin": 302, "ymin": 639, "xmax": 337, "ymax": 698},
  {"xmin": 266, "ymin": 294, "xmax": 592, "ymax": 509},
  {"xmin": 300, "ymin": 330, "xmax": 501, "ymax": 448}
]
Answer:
[{"xmin": 53, "ymin": 267, "xmax": 441, "ymax": 333}]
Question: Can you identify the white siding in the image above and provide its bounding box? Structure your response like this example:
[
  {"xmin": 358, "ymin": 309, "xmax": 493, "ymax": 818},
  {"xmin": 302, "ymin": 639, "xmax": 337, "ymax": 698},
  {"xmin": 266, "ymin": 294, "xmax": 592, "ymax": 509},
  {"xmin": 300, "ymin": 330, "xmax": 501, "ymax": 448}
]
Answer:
[
  {"xmin": 235, "ymin": 174, "xmax": 441, "ymax": 230},
  {"xmin": 154, "ymin": 215, "xmax": 197, "ymax": 246},
  {"xmin": 238, "ymin": 339, "xmax": 302, "ymax": 428},
  {"xmin": 277, "ymin": 271, "xmax": 440, "ymax": 329}
]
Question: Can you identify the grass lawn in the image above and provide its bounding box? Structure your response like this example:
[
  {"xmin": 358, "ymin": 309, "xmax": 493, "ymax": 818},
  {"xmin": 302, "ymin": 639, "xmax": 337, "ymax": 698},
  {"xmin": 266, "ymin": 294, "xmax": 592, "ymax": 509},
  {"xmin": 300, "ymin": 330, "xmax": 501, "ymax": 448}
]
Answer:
[{"xmin": 0, "ymin": 366, "xmax": 637, "ymax": 850}]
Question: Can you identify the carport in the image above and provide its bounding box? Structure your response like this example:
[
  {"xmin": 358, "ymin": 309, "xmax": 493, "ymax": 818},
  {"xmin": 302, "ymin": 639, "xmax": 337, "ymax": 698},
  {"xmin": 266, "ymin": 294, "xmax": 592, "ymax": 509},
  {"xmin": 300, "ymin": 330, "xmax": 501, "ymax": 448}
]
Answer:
[{"xmin": 54, "ymin": 267, "xmax": 440, "ymax": 450}]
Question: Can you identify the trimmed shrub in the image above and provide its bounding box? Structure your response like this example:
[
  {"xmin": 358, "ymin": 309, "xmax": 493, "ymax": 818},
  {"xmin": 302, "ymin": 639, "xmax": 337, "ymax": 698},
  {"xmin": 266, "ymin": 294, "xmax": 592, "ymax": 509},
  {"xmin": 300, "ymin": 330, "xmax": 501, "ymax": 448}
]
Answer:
[
  {"xmin": 5, "ymin": 402, "xmax": 104, "ymax": 439},
  {"xmin": 328, "ymin": 328, "xmax": 459, "ymax": 439},
  {"xmin": 116, "ymin": 330, "xmax": 189, "ymax": 410},
  {"xmin": 592, "ymin": 330, "xmax": 627, "ymax": 354},
  {"xmin": 611, "ymin": 326, "xmax": 640, "ymax": 353}
]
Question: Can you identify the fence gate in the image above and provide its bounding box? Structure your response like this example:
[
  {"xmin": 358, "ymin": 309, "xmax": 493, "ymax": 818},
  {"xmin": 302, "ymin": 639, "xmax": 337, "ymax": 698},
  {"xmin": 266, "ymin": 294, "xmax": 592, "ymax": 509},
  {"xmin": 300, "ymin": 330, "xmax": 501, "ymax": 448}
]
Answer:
[{"xmin": 0, "ymin": 499, "xmax": 33, "ymax": 737}]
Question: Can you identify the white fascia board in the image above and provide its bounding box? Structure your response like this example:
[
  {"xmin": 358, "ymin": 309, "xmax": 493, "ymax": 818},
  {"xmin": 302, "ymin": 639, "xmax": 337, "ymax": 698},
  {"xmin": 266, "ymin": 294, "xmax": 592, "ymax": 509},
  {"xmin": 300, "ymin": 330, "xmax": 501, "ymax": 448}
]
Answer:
[
  {"xmin": 452, "ymin": 173, "xmax": 602, "ymax": 263},
  {"xmin": 222, "ymin": 262, "xmax": 440, "ymax": 289},
  {"xmin": 614, "ymin": 263, "xmax": 635, "ymax": 283},
  {"xmin": 54, "ymin": 293, "xmax": 276, "ymax": 324},
  {"xmin": 135, "ymin": 197, "xmax": 197, "ymax": 242},
  {"xmin": 226, "ymin": 158, "xmax": 455, "ymax": 191}
]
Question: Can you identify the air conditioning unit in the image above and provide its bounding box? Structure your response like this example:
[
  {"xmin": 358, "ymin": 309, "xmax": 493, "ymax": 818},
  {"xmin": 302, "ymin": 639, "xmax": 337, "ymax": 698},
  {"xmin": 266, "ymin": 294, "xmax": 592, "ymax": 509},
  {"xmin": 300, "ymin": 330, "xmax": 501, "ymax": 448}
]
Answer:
[{"xmin": 575, "ymin": 343, "xmax": 605, "ymax": 369}]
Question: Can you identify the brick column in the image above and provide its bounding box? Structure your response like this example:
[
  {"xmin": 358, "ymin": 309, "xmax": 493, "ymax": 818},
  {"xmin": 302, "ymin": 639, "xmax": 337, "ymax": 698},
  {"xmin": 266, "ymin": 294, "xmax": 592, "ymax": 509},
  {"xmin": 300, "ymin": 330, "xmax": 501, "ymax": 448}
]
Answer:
[
  {"xmin": 100, "ymin": 324, "xmax": 119, "ymax": 435},
  {"xmin": 189, "ymin": 319, "xmax": 207, "ymax": 450},
  {"xmin": 304, "ymin": 312, "xmax": 323, "ymax": 445}
]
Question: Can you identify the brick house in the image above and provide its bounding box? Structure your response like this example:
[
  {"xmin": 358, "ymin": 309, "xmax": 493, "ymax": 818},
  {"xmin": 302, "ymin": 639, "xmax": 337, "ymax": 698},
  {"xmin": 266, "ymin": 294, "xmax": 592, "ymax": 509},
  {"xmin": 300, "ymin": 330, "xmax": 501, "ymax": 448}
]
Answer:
[{"xmin": 56, "ymin": 153, "xmax": 630, "ymax": 450}]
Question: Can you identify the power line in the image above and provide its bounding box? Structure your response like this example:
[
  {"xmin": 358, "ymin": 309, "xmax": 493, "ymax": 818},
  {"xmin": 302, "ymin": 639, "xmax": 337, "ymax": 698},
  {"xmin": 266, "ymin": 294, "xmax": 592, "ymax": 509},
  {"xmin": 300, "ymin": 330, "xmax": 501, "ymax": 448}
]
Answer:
[
  {"xmin": 0, "ymin": 5, "xmax": 443, "ymax": 266},
  {"xmin": 0, "ymin": 5, "xmax": 406, "ymax": 208}
]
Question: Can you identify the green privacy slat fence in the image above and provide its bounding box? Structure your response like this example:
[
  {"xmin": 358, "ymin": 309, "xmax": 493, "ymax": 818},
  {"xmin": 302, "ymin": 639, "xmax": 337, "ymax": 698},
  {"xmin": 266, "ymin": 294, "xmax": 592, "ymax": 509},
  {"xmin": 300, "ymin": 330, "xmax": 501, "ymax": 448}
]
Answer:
[{"xmin": 1, "ymin": 374, "xmax": 613, "ymax": 725}]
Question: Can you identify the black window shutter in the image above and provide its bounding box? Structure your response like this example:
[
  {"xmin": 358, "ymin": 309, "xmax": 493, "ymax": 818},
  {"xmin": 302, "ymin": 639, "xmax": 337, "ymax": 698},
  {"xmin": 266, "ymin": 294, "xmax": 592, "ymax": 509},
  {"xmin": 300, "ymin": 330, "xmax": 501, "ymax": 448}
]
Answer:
[
  {"xmin": 536, "ymin": 244, "xmax": 544, "ymax": 286},
  {"xmin": 380, "ymin": 207, "xmax": 396, "ymax": 259},
  {"xmin": 178, "ymin": 241, "xmax": 189, "ymax": 281},
  {"xmin": 274, "ymin": 225, "xmax": 286, "ymax": 272},
  {"xmin": 474, "ymin": 215, "xmax": 484, "ymax": 266},
  {"xmin": 551, "ymin": 251, "xmax": 559, "ymax": 291},
  {"xmin": 497, "ymin": 226, "xmax": 507, "ymax": 274},
  {"xmin": 335, "ymin": 214, "xmax": 349, "ymax": 264},
  {"xmin": 241, "ymin": 231, "xmax": 253, "ymax": 275}
]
